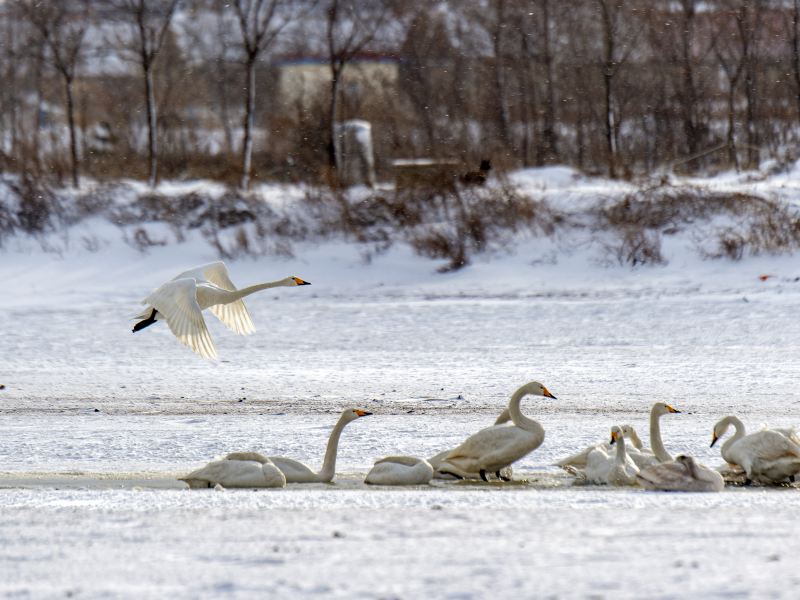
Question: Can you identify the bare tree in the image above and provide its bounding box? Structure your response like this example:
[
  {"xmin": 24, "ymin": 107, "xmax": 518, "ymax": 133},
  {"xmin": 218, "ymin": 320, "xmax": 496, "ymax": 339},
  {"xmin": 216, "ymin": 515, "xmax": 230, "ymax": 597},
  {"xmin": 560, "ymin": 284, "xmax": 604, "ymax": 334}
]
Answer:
[
  {"xmin": 111, "ymin": 0, "xmax": 179, "ymax": 188},
  {"xmin": 324, "ymin": 0, "xmax": 390, "ymax": 180},
  {"xmin": 230, "ymin": 0, "xmax": 300, "ymax": 190},
  {"xmin": 20, "ymin": 0, "xmax": 89, "ymax": 188}
]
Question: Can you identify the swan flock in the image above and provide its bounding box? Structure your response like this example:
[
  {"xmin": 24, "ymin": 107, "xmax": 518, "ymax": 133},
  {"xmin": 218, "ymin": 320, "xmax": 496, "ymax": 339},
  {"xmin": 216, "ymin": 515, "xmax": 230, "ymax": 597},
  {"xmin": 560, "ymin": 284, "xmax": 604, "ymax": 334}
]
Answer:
[{"xmin": 133, "ymin": 263, "xmax": 799, "ymax": 491}]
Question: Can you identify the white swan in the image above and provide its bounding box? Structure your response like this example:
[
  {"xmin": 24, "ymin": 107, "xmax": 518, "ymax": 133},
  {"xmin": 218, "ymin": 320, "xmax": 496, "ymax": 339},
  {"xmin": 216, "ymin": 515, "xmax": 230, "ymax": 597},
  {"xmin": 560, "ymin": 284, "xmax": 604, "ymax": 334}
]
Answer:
[
  {"xmin": 429, "ymin": 408, "xmax": 514, "ymax": 480},
  {"xmin": 555, "ymin": 424, "xmax": 645, "ymax": 470},
  {"xmin": 435, "ymin": 381, "xmax": 556, "ymax": 481},
  {"xmin": 646, "ymin": 402, "xmax": 681, "ymax": 463},
  {"xmin": 133, "ymin": 261, "xmax": 311, "ymax": 359},
  {"xmin": 180, "ymin": 452, "xmax": 286, "ymax": 489},
  {"xmin": 637, "ymin": 455, "xmax": 724, "ymax": 492},
  {"xmin": 711, "ymin": 416, "xmax": 800, "ymax": 484},
  {"xmin": 364, "ymin": 456, "xmax": 434, "ymax": 485},
  {"xmin": 268, "ymin": 408, "xmax": 372, "ymax": 483},
  {"xmin": 583, "ymin": 426, "xmax": 640, "ymax": 486}
]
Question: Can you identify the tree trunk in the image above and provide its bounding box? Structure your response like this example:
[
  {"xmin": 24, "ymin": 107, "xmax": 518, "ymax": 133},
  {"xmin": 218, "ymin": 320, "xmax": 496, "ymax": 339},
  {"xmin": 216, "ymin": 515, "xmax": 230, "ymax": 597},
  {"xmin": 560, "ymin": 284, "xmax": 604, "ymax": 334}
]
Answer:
[
  {"xmin": 794, "ymin": 0, "xmax": 800, "ymax": 123},
  {"xmin": 64, "ymin": 74, "xmax": 80, "ymax": 188},
  {"xmin": 492, "ymin": 1, "xmax": 511, "ymax": 152},
  {"xmin": 144, "ymin": 64, "xmax": 158, "ymax": 188},
  {"xmin": 327, "ymin": 65, "xmax": 341, "ymax": 174},
  {"xmin": 599, "ymin": 1, "xmax": 616, "ymax": 178},
  {"xmin": 726, "ymin": 80, "xmax": 739, "ymax": 171},
  {"xmin": 240, "ymin": 54, "xmax": 256, "ymax": 190},
  {"xmin": 680, "ymin": 1, "xmax": 699, "ymax": 162},
  {"xmin": 540, "ymin": 0, "xmax": 558, "ymax": 162}
]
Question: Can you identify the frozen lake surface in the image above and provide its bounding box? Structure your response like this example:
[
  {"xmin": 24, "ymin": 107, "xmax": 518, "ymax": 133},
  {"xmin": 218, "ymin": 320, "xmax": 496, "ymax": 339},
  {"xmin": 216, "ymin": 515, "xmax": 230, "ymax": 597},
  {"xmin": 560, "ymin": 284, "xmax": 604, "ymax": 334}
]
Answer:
[{"xmin": 2, "ymin": 266, "xmax": 800, "ymax": 598}]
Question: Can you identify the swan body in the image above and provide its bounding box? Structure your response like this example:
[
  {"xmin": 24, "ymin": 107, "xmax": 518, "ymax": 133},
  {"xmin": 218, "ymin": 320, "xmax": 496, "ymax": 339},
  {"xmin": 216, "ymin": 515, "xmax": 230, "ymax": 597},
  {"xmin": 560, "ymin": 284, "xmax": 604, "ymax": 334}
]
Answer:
[
  {"xmin": 364, "ymin": 456, "xmax": 434, "ymax": 485},
  {"xmin": 435, "ymin": 381, "xmax": 556, "ymax": 481},
  {"xmin": 637, "ymin": 455, "xmax": 724, "ymax": 492},
  {"xmin": 711, "ymin": 416, "xmax": 800, "ymax": 484},
  {"xmin": 556, "ymin": 424, "xmax": 646, "ymax": 469},
  {"xmin": 269, "ymin": 408, "xmax": 372, "ymax": 483},
  {"xmin": 133, "ymin": 261, "xmax": 310, "ymax": 359},
  {"xmin": 584, "ymin": 426, "xmax": 639, "ymax": 486},
  {"xmin": 430, "ymin": 408, "xmax": 514, "ymax": 480},
  {"xmin": 180, "ymin": 452, "xmax": 286, "ymax": 489}
]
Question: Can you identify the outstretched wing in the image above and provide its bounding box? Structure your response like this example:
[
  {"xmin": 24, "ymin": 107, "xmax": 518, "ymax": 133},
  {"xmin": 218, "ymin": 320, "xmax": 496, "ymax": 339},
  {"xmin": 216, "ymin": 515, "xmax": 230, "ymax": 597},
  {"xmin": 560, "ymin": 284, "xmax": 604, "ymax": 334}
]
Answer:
[
  {"xmin": 144, "ymin": 278, "xmax": 217, "ymax": 359},
  {"xmin": 193, "ymin": 262, "xmax": 255, "ymax": 336}
]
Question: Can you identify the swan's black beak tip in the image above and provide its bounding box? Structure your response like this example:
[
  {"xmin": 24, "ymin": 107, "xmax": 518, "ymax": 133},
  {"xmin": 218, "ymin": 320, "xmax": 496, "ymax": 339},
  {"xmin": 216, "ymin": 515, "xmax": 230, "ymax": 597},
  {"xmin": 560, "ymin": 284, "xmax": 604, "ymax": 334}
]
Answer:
[
  {"xmin": 355, "ymin": 410, "xmax": 372, "ymax": 417},
  {"xmin": 292, "ymin": 276, "xmax": 312, "ymax": 286},
  {"xmin": 710, "ymin": 436, "xmax": 718, "ymax": 448}
]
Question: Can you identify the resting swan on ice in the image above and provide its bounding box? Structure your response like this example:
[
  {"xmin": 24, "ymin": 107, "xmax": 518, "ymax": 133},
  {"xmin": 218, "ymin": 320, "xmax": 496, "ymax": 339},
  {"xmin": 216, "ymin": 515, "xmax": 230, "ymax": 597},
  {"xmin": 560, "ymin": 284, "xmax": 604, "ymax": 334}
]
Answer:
[
  {"xmin": 268, "ymin": 408, "xmax": 372, "ymax": 483},
  {"xmin": 180, "ymin": 452, "xmax": 286, "ymax": 489},
  {"xmin": 132, "ymin": 261, "xmax": 311, "ymax": 359},
  {"xmin": 711, "ymin": 416, "xmax": 800, "ymax": 484},
  {"xmin": 556, "ymin": 424, "xmax": 645, "ymax": 470},
  {"xmin": 435, "ymin": 381, "xmax": 556, "ymax": 482},
  {"xmin": 364, "ymin": 456, "xmax": 434, "ymax": 485},
  {"xmin": 637, "ymin": 455, "xmax": 724, "ymax": 492},
  {"xmin": 583, "ymin": 426, "xmax": 639, "ymax": 486}
]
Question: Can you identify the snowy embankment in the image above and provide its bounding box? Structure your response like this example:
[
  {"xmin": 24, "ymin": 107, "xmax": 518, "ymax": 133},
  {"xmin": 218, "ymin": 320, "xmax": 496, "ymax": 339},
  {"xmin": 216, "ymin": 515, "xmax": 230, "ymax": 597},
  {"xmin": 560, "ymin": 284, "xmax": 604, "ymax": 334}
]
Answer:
[{"xmin": 1, "ymin": 166, "xmax": 800, "ymax": 598}]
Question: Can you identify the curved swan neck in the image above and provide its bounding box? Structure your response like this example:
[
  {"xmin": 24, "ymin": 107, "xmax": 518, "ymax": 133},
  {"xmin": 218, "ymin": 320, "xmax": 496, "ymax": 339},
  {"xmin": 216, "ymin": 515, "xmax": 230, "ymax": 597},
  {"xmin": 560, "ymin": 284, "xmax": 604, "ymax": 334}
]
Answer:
[
  {"xmin": 230, "ymin": 279, "xmax": 292, "ymax": 301},
  {"xmin": 507, "ymin": 386, "xmax": 544, "ymax": 438},
  {"xmin": 720, "ymin": 416, "xmax": 746, "ymax": 457},
  {"xmin": 317, "ymin": 415, "xmax": 350, "ymax": 481},
  {"xmin": 650, "ymin": 406, "xmax": 672, "ymax": 463},
  {"xmin": 614, "ymin": 434, "xmax": 628, "ymax": 465}
]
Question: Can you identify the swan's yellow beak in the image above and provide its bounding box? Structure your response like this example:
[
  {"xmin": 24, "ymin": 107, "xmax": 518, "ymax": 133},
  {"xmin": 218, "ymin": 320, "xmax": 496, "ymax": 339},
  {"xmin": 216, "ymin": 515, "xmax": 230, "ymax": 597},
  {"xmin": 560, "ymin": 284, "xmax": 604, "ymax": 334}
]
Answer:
[
  {"xmin": 610, "ymin": 430, "xmax": 619, "ymax": 445},
  {"xmin": 710, "ymin": 432, "xmax": 719, "ymax": 448},
  {"xmin": 355, "ymin": 409, "xmax": 372, "ymax": 417},
  {"xmin": 542, "ymin": 386, "xmax": 557, "ymax": 399},
  {"xmin": 666, "ymin": 404, "xmax": 681, "ymax": 413},
  {"xmin": 292, "ymin": 277, "xmax": 311, "ymax": 286}
]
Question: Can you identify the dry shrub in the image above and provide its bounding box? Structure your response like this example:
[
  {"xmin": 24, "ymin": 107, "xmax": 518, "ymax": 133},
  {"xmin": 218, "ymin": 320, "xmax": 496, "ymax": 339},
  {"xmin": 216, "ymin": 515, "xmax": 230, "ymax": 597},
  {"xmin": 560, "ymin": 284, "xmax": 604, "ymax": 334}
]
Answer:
[
  {"xmin": 0, "ymin": 175, "xmax": 60, "ymax": 246},
  {"xmin": 302, "ymin": 180, "xmax": 556, "ymax": 271},
  {"xmin": 599, "ymin": 185, "xmax": 800, "ymax": 264}
]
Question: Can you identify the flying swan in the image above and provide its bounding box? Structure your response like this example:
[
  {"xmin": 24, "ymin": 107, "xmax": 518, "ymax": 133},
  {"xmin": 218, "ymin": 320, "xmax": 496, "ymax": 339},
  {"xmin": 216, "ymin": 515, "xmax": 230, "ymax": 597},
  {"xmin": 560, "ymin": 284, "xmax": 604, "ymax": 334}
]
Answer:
[
  {"xmin": 637, "ymin": 455, "xmax": 724, "ymax": 492},
  {"xmin": 435, "ymin": 381, "xmax": 556, "ymax": 482},
  {"xmin": 711, "ymin": 416, "xmax": 800, "ymax": 484},
  {"xmin": 268, "ymin": 408, "xmax": 372, "ymax": 483},
  {"xmin": 364, "ymin": 456, "xmax": 435, "ymax": 486},
  {"xmin": 132, "ymin": 261, "xmax": 311, "ymax": 359},
  {"xmin": 180, "ymin": 452, "xmax": 286, "ymax": 489}
]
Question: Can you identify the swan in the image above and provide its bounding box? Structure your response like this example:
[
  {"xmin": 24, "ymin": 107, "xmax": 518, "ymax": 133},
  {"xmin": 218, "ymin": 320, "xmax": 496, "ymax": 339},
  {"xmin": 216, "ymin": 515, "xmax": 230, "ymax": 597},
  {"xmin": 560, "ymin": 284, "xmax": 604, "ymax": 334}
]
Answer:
[
  {"xmin": 132, "ymin": 261, "xmax": 311, "ymax": 359},
  {"xmin": 268, "ymin": 408, "xmax": 372, "ymax": 483},
  {"xmin": 364, "ymin": 456, "xmax": 434, "ymax": 485},
  {"xmin": 711, "ymin": 416, "xmax": 800, "ymax": 484},
  {"xmin": 555, "ymin": 424, "xmax": 645, "ymax": 470},
  {"xmin": 180, "ymin": 452, "xmax": 286, "ymax": 489},
  {"xmin": 646, "ymin": 402, "xmax": 682, "ymax": 463},
  {"xmin": 429, "ymin": 408, "xmax": 514, "ymax": 480},
  {"xmin": 584, "ymin": 426, "xmax": 640, "ymax": 486},
  {"xmin": 637, "ymin": 455, "xmax": 724, "ymax": 492},
  {"xmin": 435, "ymin": 381, "xmax": 556, "ymax": 482}
]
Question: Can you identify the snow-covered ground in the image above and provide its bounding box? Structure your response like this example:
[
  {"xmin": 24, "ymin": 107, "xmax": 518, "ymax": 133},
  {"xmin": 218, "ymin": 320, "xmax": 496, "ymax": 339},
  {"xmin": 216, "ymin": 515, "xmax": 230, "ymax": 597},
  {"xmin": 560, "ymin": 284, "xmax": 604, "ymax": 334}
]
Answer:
[{"xmin": 2, "ymin": 167, "xmax": 800, "ymax": 598}]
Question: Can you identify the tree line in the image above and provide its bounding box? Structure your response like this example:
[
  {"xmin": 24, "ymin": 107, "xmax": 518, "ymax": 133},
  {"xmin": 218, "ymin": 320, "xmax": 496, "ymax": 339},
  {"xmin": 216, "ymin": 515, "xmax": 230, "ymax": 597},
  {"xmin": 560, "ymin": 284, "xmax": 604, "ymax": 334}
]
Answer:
[{"xmin": 1, "ymin": 0, "xmax": 800, "ymax": 189}]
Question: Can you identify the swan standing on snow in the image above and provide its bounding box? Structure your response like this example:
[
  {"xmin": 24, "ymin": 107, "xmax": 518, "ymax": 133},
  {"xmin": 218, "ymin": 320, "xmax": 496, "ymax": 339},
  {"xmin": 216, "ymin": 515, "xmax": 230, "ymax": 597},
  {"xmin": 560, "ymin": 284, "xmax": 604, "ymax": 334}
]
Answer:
[
  {"xmin": 584, "ymin": 426, "xmax": 640, "ymax": 486},
  {"xmin": 637, "ymin": 455, "xmax": 724, "ymax": 492},
  {"xmin": 711, "ymin": 416, "xmax": 800, "ymax": 484},
  {"xmin": 132, "ymin": 261, "xmax": 311, "ymax": 359},
  {"xmin": 364, "ymin": 456, "xmax": 434, "ymax": 485},
  {"xmin": 180, "ymin": 452, "xmax": 286, "ymax": 489},
  {"xmin": 435, "ymin": 381, "xmax": 556, "ymax": 482},
  {"xmin": 268, "ymin": 408, "xmax": 372, "ymax": 483},
  {"xmin": 429, "ymin": 408, "xmax": 514, "ymax": 481}
]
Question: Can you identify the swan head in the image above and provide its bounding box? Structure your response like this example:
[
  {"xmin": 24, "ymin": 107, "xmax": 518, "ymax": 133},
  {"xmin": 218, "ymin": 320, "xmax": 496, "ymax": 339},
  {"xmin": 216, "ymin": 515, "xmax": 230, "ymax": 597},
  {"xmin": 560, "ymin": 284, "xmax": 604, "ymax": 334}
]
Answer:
[
  {"xmin": 710, "ymin": 418, "xmax": 733, "ymax": 447},
  {"xmin": 609, "ymin": 425, "xmax": 623, "ymax": 445},
  {"xmin": 653, "ymin": 402, "xmax": 681, "ymax": 416},
  {"xmin": 619, "ymin": 424, "xmax": 643, "ymax": 449},
  {"xmin": 519, "ymin": 381, "xmax": 557, "ymax": 400},
  {"xmin": 288, "ymin": 276, "xmax": 311, "ymax": 286},
  {"xmin": 341, "ymin": 408, "xmax": 372, "ymax": 423}
]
